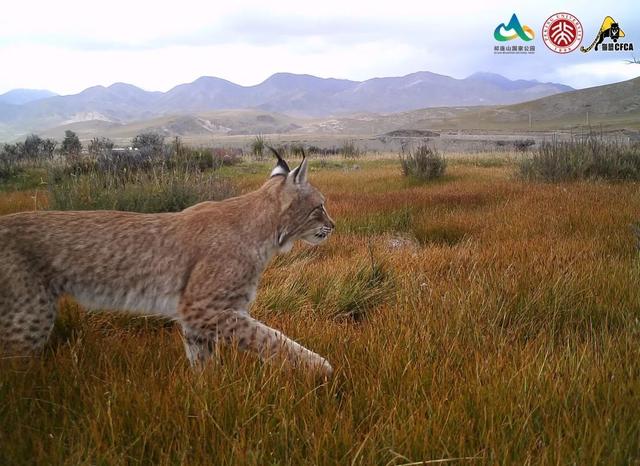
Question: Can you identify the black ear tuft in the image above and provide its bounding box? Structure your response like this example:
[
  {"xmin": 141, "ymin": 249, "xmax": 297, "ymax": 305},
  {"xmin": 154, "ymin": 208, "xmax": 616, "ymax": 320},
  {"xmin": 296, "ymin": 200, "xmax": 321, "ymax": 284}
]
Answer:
[{"xmin": 267, "ymin": 146, "xmax": 290, "ymax": 177}]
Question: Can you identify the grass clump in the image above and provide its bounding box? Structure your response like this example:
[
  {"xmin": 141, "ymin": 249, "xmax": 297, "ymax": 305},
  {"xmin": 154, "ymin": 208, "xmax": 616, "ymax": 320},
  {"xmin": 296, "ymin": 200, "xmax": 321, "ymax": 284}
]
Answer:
[
  {"xmin": 251, "ymin": 134, "xmax": 266, "ymax": 159},
  {"xmin": 400, "ymin": 143, "xmax": 447, "ymax": 180},
  {"xmin": 519, "ymin": 136, "xmax": 640, "ymax": 182},
  {"xmin": 261, "ymin": 250, "xmax": 393, "ymax": 322},
  {"xmin": 315, "ymin": 256, "xmax": 391, "ymax": 322}
]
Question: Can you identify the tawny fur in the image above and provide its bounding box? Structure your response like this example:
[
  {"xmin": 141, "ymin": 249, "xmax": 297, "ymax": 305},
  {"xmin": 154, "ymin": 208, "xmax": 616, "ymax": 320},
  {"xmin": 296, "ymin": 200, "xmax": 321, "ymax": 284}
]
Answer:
[{"xmin": 0, "ymin": 157, "xmax": 335, "ymax": 377}]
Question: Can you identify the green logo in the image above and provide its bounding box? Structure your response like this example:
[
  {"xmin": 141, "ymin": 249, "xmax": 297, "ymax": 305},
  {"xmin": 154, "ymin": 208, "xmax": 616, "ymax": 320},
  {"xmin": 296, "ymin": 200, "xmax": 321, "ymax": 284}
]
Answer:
[{"xmin": 495, "ymin": 14, "xmax": 535, "ymax": 41}]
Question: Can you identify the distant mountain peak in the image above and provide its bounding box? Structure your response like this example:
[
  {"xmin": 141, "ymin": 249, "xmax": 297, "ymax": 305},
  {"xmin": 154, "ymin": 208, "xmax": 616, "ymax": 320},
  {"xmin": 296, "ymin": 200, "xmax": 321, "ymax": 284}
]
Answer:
[
  {"xmin": 108, "ymin": 82, "xmax": 144, "ymax": 90},
  {"xmin": 0, "ymin": 88, "xmax": 58, "ymax": 105},
  {"xmin": 467, "ymin": 71, "xmax": 521, "ymax": 82}
]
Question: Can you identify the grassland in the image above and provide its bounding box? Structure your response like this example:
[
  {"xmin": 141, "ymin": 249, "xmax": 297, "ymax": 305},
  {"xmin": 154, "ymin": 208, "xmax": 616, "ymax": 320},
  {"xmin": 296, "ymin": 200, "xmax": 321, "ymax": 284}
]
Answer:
[{"xmin": 1, "ymin": 155, "xmax": 640, "ymax": 465}]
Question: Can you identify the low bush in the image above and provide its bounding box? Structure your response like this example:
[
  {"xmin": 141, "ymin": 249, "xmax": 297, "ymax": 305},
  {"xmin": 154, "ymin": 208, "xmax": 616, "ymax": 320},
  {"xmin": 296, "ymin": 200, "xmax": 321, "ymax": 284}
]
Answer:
[
  {"xmin": 399, "ymin": 143, "xmax": 447, "ymax": 180},
  {"xmin": 514, "ymin": 139, "xmax": 535, "ymax": 152}
]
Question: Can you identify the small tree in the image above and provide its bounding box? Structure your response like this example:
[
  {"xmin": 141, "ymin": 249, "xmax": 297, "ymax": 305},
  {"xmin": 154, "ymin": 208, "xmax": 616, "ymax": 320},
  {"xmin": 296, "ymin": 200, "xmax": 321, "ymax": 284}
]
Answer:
[
  {"xmin": 88, "ymin": 137, "xmax": 114, "ymax": 157},
  {"xmin": 42, "ymin": 138, "xmax": 57, "ymax": 159},
  {"xmin": 132, "ymin": 132, "xmax": 164, "ymax": 159},
  {"xmin": 61, "ymin": 130, "xmax": 82, "ymax": 157},
  {"xmin": 23, "ymin": 134, "xmax": 44, "ymax": 160}
]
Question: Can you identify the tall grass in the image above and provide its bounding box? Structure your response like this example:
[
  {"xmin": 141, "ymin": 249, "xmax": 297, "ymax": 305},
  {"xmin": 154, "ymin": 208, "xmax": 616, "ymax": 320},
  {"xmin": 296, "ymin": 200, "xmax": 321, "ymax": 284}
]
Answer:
[
  {"xmin": 519, "ymin": 135, "xmax": 640, "ymax": 181},
  {"xmin": 1, "ymin": 159, "xmax": 640, "ymax": 464},
  {"xmin": 49, "ymin": 166, "xmax": 237, "ymax": 213}
]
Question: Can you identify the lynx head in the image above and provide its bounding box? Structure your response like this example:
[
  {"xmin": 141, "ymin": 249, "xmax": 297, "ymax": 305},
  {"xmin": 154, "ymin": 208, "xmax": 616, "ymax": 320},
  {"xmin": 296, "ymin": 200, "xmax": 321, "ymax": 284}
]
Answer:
[{"xmin": 268, "ymin": 147, "xmax": 335, "ymax": 249}]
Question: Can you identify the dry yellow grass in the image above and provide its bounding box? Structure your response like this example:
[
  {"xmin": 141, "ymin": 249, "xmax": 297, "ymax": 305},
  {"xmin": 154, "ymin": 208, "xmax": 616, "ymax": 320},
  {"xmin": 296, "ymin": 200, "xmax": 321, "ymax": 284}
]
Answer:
[
  {"xmin": 0, "ymin": 189, "xmax": 48, "ymax": 215},
  {"xmin": 1, "ymin": 158, "xmax": 639, "ymax": 464}
]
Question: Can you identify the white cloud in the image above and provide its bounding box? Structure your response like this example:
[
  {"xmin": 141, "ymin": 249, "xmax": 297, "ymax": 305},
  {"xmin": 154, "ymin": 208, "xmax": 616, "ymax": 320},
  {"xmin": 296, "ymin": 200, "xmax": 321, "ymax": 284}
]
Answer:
[
  {"xmin": 547, "ymin": 60, "xmax": 640, "ymax": 89},
  {"xmin": 1, "ymin": 0, "xmax": 638, "ymax": 94}
]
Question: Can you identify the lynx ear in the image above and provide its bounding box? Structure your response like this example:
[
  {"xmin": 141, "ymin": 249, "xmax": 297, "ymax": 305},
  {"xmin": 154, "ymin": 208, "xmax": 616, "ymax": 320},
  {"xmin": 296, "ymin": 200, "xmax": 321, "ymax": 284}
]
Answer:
[
  {"xmin": 268, "ymin": 146, "xmax": 290, "ymax": 177},
  {"xmin": 288, "ymin": 149, "xmax": 308, "ymax": 184}
]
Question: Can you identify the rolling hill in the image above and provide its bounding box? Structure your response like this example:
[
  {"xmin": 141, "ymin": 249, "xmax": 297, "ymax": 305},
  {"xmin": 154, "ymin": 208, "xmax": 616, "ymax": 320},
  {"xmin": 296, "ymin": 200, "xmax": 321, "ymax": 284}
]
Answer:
[{"xmin": 394, "ymin": 75, "xmax": 640, "ymax": 131}]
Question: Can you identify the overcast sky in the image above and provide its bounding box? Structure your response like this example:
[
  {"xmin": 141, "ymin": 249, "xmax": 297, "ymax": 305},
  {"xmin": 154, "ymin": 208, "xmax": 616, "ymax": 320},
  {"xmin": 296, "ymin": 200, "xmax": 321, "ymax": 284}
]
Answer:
[{"xmin": 1, "ymin": 0, "xmax": 639, "ymax": 95}]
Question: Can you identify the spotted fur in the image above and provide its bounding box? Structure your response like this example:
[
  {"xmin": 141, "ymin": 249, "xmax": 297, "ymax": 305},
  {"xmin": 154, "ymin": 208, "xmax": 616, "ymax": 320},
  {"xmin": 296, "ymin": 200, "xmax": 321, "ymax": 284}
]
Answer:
[{"xmin": 0, "ymin": 154, "xmax": 335, "ymax": 377}]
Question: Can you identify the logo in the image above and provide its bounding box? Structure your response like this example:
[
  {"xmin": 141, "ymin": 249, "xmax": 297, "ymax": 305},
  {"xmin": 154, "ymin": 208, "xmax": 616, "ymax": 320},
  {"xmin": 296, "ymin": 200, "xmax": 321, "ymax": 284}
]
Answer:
[
  {"xmin": 542, "ymin": 12, "xmax": 583, "ymax": 53},
  {"xmin": 493, "ymin": 14, "xmax": 536, "ymax": 54},
  {"xmin": 494, "ymin": 14, "xmax": 535, "ymax": 41},
  {"xmin": 581, "ymin": 16, "xmax": 634, "ymax": 53}
]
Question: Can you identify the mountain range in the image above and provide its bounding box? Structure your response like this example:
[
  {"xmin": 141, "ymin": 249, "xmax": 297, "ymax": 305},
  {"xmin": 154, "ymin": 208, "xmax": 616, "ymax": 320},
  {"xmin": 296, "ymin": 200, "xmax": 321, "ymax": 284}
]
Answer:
[{"xmin": 0, "ymin": 71, "xmax": 572, "ymax": 139}]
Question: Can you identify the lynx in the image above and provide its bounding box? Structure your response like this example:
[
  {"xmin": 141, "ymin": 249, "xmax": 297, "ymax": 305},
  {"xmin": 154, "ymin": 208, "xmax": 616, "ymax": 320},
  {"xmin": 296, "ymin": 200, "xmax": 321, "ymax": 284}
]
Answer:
[{"xmin": 0, "ymin": 149, "xmax": 335, "ymax": 378}]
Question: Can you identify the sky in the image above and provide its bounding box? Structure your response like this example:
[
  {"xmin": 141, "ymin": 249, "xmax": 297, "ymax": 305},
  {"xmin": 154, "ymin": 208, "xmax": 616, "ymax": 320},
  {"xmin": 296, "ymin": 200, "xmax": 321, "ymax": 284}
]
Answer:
[{"xmin": 0, "ymin": 0, "xmax": 639, "ymax": 95}]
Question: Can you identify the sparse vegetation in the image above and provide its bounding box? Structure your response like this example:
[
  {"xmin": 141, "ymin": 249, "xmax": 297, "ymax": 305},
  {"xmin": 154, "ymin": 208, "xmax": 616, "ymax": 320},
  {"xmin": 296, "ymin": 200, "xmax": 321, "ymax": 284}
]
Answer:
[
  {"xmin": 399, "ymin": 143, "xmax": 447, "ymax": 180},
  {"xmin": 0, "ymin": 135, "xmax": 55, "ymax": 184},
  {"xmin": 519, "ymin": 135, "xmax": 640, "ymax": 181},
  {"xmin": 340, "ymin": 139, "xmax": 362, "ymax": 159},
  {"xmin": 87, "ymin": 136, "xmax": 114, "ymax": 157},
  {"xmin": 1, "ymin": 153, "xmax": 640, "ymax": 464},
  {"xmin": 49, "ymin": 167, "xmax": 237, "ymax": 213},
  {"xmin": 47, "ymin": 133, "xmax": 242, "ymax": 212}
]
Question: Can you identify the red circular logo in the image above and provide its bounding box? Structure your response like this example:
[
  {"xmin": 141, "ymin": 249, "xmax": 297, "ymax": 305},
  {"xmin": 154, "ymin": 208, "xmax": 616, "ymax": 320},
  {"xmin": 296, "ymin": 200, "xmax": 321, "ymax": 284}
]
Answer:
[{"xmin": 542, "ymin": 12, "xmax": 583, "ymax": 53}]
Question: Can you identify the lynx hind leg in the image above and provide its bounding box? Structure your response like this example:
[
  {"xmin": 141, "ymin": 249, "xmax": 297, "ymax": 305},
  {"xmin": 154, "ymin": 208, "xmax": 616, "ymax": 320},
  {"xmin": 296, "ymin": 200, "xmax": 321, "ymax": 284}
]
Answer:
[
  {"xmin": 181, "ymin": 308, "xmax": 333, "ymax": 378},
  {"xmin": 0, "ymin": 250, "xmax": 57, "ymax": 356}
]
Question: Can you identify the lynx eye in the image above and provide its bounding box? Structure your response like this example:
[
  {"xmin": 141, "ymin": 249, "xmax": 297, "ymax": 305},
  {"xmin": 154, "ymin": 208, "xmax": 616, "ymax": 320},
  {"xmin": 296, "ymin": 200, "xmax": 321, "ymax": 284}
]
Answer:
[{"xmin": 308, "ymin": 204, "xmax": 324, "ymax": 218}]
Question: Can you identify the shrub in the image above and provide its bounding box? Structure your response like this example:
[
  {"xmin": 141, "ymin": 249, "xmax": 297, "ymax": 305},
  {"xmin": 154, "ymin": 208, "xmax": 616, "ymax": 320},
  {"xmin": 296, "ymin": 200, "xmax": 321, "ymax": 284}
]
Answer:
[
  {"xmin": 0, "ymin": 159, "xmax": 20, "ymax": 182},
  {"xmin": 132, "ymin": 132, "xmax": 164, "ymax": 159},
  {"xmin": 0, "ymin": 136, "xmax": 57, "ymax": 183},
  {"xmin": 514, "ymin": 139, "xmax": 535, "ymax": 152},
  {"xmin": 168, "ymin": 146, "xmax": 242, "ymax": 171},
  {"xmin": 61, "ymin": 130, "xmax": 82, "ymax": 157},
  {"xmin": 519, "ymin": 136, "xmax": 640, "ymax": 182},
  {"xmin": 212, "ymin": 148, "xmax": 242, "ymax": 167},
  {"xmin": 87, "ymin": 137, "xmax": 114, "ymax": 158},
  {"xmin": 23, "ymin": 134, "xmax": 45, "ymax": 160},
  {"xmin": 341, "ymin": 139, "xmax": 362, "ymax": 159},
  {"xmin": 399, "ymin": 143, "xmax": 447, "ymax": 181}
]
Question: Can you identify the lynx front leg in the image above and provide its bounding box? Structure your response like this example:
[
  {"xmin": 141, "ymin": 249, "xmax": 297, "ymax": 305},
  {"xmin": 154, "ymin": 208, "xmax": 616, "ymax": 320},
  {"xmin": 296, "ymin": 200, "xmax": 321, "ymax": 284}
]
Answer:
[
  {"xmin": 181, "ymin": 323, "xmax": 218, "ymax": 367},
  {"xmin": 182, "ymin": 309, "xmax": 333, "ymax": 378}
]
